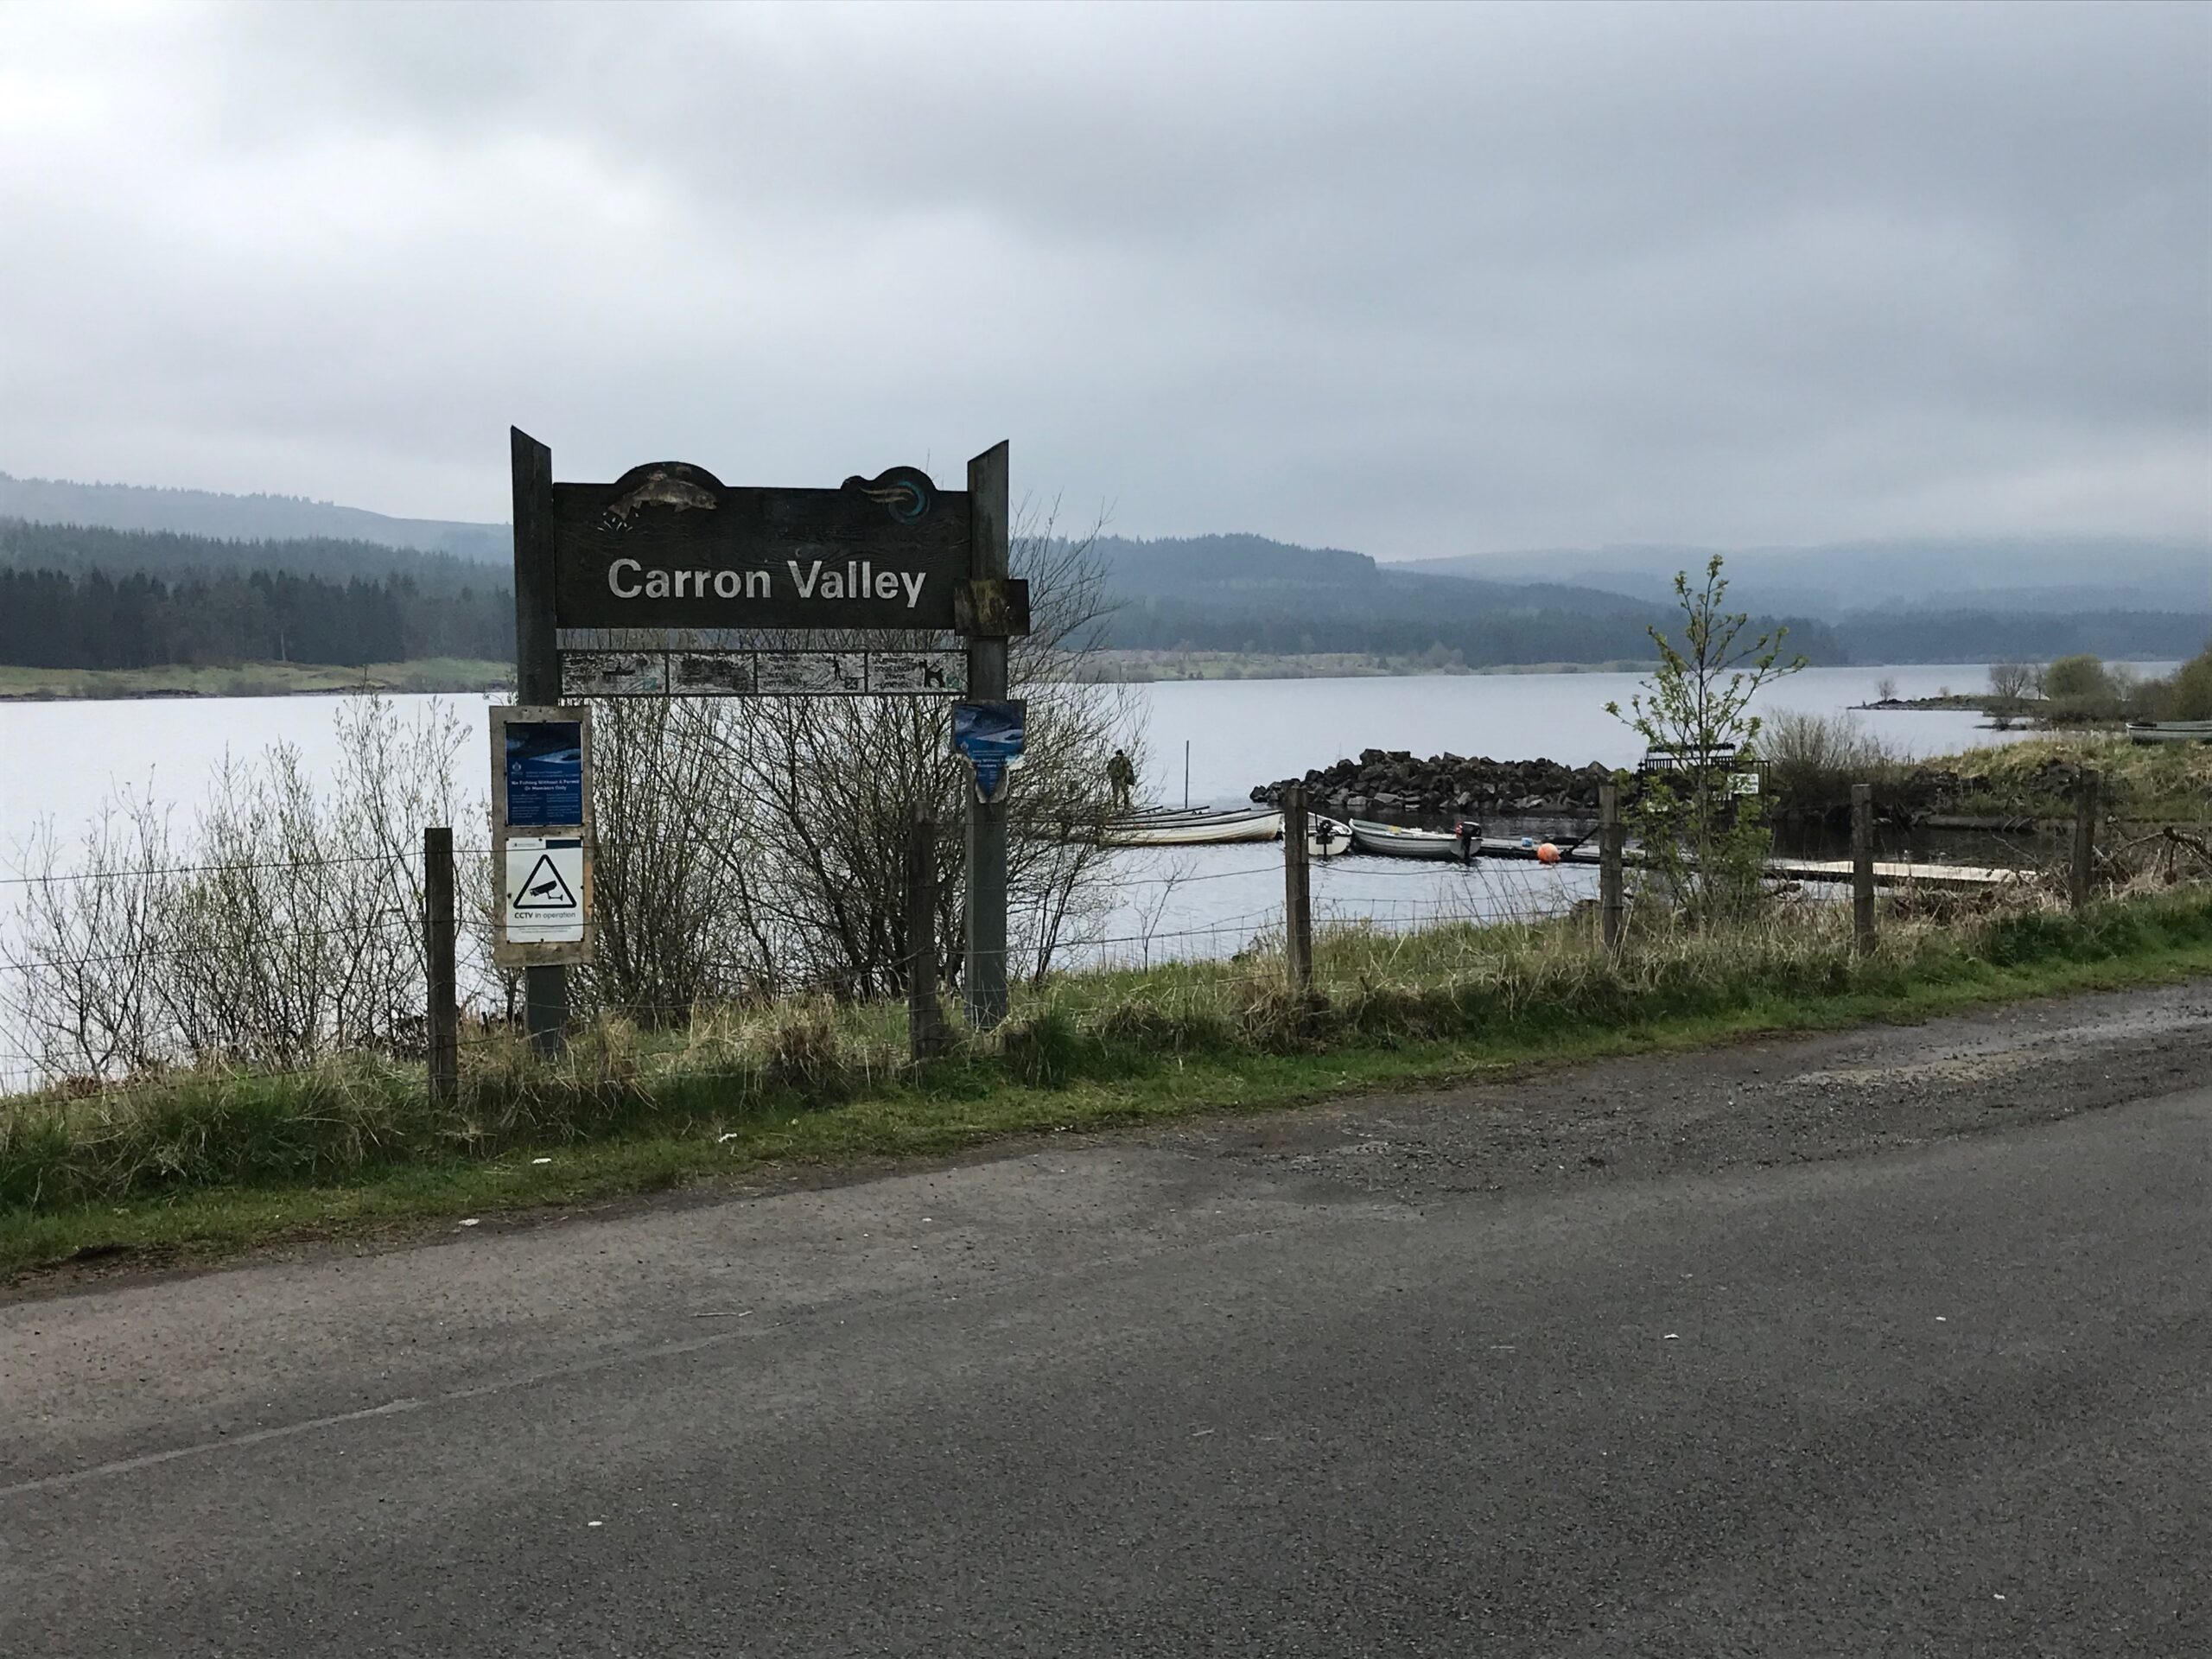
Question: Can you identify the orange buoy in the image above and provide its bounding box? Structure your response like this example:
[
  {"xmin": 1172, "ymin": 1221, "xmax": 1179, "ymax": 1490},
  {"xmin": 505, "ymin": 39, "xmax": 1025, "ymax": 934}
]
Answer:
[{"xmin": 1535, "ymin": 841, "xmax": 1560, "ymax": 865}]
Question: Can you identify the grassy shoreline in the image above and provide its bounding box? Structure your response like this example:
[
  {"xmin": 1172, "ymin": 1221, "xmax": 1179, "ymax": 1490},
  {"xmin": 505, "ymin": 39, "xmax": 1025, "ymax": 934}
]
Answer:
[
  {"xmin": 0, "ymin": 652, "xmax": 1664, "ymax": 697},
  {"xmin": 7, "ymin": 886, "xmax": 2210, "ymax": 1281},
  {"xmin": 0, "ymin": 658, "xmax": 514, "ymax": 701},
  {"xmin": 1077, "ymin": 650, "xmax": 1658, "ymax": 682}
]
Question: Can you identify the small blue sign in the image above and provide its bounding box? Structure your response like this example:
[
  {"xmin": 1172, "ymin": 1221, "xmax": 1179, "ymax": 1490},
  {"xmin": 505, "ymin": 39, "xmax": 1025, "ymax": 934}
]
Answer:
[
  {"xmin": 505, "ymin": 721, "xmax": 584, "ymax": 827},
  {"xmin": 951, "ymin": 700, "xmax": 1027, "ymax": 802}
]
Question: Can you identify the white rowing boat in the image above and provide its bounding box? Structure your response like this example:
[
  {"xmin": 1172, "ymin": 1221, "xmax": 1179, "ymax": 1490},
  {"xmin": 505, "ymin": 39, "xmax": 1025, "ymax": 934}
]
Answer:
[
  {"xmin": 1096, "ymin": 806, "xmax": 1285, "ymax": 847},
  {"xmin": 1308, "ymin": 816, "xmax": 1352, "ymax": 859},
  {"xmin": 1347, "ymin": 819, "xmax": 1476, "ymax": 861}
]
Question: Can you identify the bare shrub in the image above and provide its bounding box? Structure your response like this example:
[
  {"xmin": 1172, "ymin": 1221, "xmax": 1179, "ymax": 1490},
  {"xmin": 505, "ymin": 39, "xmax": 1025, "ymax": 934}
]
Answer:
[
  {"xmin": 3, "ymin": 795, "xmax": 178, "ymax": 1079},
  {"xmin": 1760, "ymin": 709, "xmax": 1908, "ymax": 809},
  {"xmin": 586, "ymin": 503, "xmax": 1142, "ymax": 1005},
  {"xmin": 582, "ymin": 695, "xmax": 759, "ymax": 1023},
  {"xmin": 4, "ymin": 693, "xmax": 481, "ymax": 1082}
]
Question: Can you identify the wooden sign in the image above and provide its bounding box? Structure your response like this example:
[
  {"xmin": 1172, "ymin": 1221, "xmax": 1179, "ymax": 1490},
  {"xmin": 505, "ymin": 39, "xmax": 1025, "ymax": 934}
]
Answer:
[
  {"xmin": 507, "ymin": 431, "xmax": 1014, "ymax": 1054},
  {"xmin": 548, "ymin": 461, "xmax": 998, "ymax": 633}
]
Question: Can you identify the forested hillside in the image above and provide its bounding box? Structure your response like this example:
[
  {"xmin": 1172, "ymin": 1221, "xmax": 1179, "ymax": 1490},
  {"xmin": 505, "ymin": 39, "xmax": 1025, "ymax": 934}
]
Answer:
[
  {"xmin": 1402, "ymin": 538, "xmax": 2211, "ymax": 615},
  {"xmin": 1094, "ymin": 534, "xmax": 1840, "ymax": 663},
  {"xmin": 0, "ymin": 517, "xmax": 494, "ymax": 587},
  {"xmin": 0, "ymin": 511, "xmax": 2197, "ymax": 675},
  {"xmin": 1833, "ymin": 609, "xmax": 2209, "ymax": 665},
  {"xmin": 0, "ymin": 568, "xmax": 509, "ymax": 669}
]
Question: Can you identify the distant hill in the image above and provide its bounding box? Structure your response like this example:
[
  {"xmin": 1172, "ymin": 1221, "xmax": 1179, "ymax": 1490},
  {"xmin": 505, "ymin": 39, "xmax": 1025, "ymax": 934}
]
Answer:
[
  {"xmin": 0, "ymin": 471, "xmax": 505, "ymax": 562},
  {"xmin": 1395, "ymin": 539, "xmax": 2211, "ymax": 615},
  {"xmin": 1094, "ymin": 534, "xmax": 1664, "ymax": 617},
  {"xmin": 0, "ymin": 518, "xmax": 505, "ymax": 593},
  {"xmin": 3, "ymin": 467, "xmax": 2200, "ymax": 670},
  {"xmin": 1086, "ymin": 533, "xmax": 1842, "ymax": 665}
]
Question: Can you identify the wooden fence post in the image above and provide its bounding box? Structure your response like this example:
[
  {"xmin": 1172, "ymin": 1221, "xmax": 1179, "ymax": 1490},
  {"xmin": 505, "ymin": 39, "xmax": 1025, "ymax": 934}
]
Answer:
[
  {"xmin": 907, "ymin": 804, "xmax": 946, "ymax": 1060},
  {"xmin": 1282, "ymin": 783, "xmax": 1313, "ymax": 995},
  {"xmin": 1599, "ymin": 780, "xmax": 1624, "ymax": 953},
  {"xmin": 2070, "ymin": 767, "xmax": 2100, "ymax": 911},
  {"xmin": 1851, "ymin": 783, "xmax": 1876, "ymax": 957},
  {"xmin": 423, "ymin": 825, "xmax": 459, "ymax": 1105}
]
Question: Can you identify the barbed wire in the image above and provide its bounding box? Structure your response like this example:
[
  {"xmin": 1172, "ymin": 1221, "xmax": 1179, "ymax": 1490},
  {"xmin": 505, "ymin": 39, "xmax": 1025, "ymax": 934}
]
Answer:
[
  {"xmin": 0, "ymin": 848, "xmax": 422, "ymax": 889},
  {"xmin": 0, "ymin": 913, "xmax": 422, "ymax": 976}
]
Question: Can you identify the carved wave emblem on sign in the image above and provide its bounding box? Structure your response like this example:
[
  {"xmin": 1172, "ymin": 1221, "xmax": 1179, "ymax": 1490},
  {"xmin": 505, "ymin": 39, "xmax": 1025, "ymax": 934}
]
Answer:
[
  {"xmin": 598, "ymin": 464, "xmax": 723, "ymax": 532},
  {"xmin": 841, "ymin": 466, "xmax": 935, "ymax": 526}
]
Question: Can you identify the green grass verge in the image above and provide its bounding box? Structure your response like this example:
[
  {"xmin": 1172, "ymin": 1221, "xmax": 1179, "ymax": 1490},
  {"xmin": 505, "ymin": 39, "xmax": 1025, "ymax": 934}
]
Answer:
[
  {"xmin": 0, "ymin": 658, "xmax": 514, "ymax": 700},
  {"xmin": 7, "ymin": 887, "xmax": 2212, "ymax": 1280},
  {"xmin": 1925, "ymin": 734, "xmax": 2212, "ymax": 823}
]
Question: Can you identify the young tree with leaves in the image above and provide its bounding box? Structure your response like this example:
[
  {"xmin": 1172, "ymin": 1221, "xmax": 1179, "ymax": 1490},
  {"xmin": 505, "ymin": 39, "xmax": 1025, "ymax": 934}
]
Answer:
[{"xmin": 1606, "ymin": 556, "xmax": 1806, "ymax": 925}]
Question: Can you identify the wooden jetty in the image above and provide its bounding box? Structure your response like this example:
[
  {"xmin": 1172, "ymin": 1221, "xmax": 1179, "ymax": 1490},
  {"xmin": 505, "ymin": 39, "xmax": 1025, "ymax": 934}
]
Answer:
[
  {"xmin": 1471, "ymin": 836, "xmax": 2022, "ymax": 890},
  {"xmin": 1758, "ymin": 856, "xmax": 2024, "ymax": 892}
]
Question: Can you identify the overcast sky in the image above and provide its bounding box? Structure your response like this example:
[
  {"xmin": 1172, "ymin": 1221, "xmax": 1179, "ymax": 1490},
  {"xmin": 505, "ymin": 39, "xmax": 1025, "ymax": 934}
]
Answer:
[{"xmin": 0, "ymin": 2, "xmax": 2204, "ymax": 557}]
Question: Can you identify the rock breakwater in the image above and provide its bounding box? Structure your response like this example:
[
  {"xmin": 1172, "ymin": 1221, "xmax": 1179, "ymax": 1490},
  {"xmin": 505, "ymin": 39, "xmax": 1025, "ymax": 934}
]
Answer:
[{"xmin": 1252, "ymin": 749, "xmax": 1613, "ymax": 824}]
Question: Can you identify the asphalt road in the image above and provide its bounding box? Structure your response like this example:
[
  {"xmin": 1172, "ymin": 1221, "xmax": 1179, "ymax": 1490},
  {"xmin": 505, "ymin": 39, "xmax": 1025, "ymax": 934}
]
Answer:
[{"xmin": 4, "ymin": 985, "xmax": 2209, "ymax": 1656}]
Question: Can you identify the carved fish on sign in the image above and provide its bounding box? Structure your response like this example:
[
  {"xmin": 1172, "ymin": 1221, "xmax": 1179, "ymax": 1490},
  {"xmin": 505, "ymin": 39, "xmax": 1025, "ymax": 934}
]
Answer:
[
  {"xmin": 598, "ymin": 466, "xmax": 722, "ymax": 531},
  {"xmin": 841, "ymin": 466, "xmax": 935, "ymax": 526}
]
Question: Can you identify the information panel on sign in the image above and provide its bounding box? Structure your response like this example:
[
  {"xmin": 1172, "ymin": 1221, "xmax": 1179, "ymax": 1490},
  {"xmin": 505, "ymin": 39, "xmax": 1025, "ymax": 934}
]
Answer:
[
  {"xmin": 560, "ymin": 652, "xmax": 666, "ymax": 697},
  {"xmin": 758, "ymin": 652, "xmax": 866, "ymax": 694},
  {"xmin": 504, "ymin": 837, "xmax": 586, "ymax": 944},
  {"xmin": 868, "ymin": 651, "xmax": 966, "ymax": 694},
  {"xmin": 505, "ymin": 721, "xmax": 584, "ymax": 827}
]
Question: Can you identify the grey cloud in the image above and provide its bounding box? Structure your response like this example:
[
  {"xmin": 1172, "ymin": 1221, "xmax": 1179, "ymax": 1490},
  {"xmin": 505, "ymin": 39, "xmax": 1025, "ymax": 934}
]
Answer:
[{"xmin": 0, "ymin": 1, "xmax": 2202, "ymax": 556}]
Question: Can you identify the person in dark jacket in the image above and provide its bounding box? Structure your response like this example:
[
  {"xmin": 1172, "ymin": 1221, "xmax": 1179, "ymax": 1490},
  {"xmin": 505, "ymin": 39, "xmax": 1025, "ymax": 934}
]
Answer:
[{"xmin": 1106, "ymin": 748, "xmax": 1136, "ymax": 812}]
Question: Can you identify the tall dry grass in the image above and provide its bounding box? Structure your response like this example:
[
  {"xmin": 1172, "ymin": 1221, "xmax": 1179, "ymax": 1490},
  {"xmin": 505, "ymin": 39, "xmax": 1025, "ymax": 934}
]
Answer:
[{"xmin": 11, "ymin": 879, "xmax": 2209, "ymax": 1214}]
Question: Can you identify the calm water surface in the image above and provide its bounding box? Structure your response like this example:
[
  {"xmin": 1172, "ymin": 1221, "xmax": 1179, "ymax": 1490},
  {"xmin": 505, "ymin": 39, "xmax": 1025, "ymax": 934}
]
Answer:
[
  {"xmin": 0, "ymin": 664, "xmax": 2152, "ymax": 982},
  {"xmin": 0, "ymin": 663, "xmax": 2076, "ymax": 864}
]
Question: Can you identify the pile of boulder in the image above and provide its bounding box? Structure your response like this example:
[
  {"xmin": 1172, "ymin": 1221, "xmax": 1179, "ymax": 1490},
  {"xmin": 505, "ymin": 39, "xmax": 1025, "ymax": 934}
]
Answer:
[{"xmin": 1252, "ymin": 749, "xmax": 1614, "ymax": 824}]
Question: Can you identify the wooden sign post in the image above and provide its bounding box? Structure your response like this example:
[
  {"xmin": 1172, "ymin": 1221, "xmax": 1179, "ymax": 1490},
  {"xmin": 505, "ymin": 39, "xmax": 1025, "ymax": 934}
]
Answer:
[
  {"xmin": 962, "ymin": 443, "xmax": 1012, "ymax": 1029},
  {"xmin": 508, "ymin": 429, "xmax": 1026, "ymax": 1047},
  {"xmin": 512, "ymin": 431, "xmax": 566, "ymax": 1054}
]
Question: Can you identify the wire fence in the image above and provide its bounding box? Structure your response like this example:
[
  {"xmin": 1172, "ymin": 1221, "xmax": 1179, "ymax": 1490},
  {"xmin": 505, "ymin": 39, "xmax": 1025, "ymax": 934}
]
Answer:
[
  {"xmin": 11, "ymin": 779, "xmax": 2189, "ymax": 1098},
  {"xmin": 0, "ymin": 825, "xmax": 1619, "ymax": 1094}
]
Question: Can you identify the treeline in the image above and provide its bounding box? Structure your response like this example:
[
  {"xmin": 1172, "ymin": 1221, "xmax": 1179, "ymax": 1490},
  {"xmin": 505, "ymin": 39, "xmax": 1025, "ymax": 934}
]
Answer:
[
  {"xmin": 0, "ymin": 516, "xmax": 498, "ymax": 589},
  {"xmin": 1830, "ymin": 609, "xmax": 2212, "ymax": 666},
  {"xmin": 1102, "ymin": 599, "xmax": 1846, "ymax": 665},
  {"xmin": 0, "ymin": 568, "xmax": 511, "ymax": 669}
]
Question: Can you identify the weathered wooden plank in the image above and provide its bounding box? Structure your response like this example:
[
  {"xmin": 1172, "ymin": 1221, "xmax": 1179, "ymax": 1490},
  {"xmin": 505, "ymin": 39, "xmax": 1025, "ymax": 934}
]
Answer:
[
  {"xmin": 1283, "ymin": 782, "xmax": 1313, "ymax": 993},
  {"xmin": 964, "ymin": 442, "xmax": 1011, "ymax": 1031},
  {"xmin": 1852, "ymin": 783, "xmax": 1876, "ymax": 955},
  {"xmin": 509, "ymin": 430, "xmax": 567, "ymax": 1054}
]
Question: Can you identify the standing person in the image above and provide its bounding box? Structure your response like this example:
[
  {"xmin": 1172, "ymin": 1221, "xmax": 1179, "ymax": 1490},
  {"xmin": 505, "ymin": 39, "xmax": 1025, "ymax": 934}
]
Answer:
[{"xmin": 1106, "ymin": 747, "xmax": 1137, "ymax": 813}]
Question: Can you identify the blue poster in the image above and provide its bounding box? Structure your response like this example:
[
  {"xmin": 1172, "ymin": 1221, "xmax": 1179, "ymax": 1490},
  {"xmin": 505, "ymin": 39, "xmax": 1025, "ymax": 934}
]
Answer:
[
  {"xmin": 951, "ymin": 700, "xmax": 1026, "ymax": 801},
  {"xmin": 505, "ymin": 721, "xmax": 583, "ymax": 827}
]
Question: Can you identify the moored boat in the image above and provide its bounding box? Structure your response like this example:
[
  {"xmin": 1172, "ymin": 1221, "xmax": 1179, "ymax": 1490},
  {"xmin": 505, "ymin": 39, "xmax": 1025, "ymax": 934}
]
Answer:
[
  {"xmin": 1095, "ymin": 806, "xmax": 1285, "ymax": 847},
  {"xmin": 1308, "ymin": 816, "xmax": 1352, "ymax": 859},
  {"xmin": 1347, "ymin": 818, "xmax": 1478, "ymax": 861},
  {"xmin": 2126, "ymin": 720, "xmax": 2212, "ymax": 746}
]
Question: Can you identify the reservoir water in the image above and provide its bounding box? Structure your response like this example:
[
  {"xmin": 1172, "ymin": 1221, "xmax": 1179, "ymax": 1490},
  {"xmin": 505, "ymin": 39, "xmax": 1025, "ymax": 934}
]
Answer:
[
  {"xmin": 0, "ymin": 663, "xmax": 2062, "ymax": 866},
  {"xmin": 0, "ymin": 664, "xmax": 2144, "ymax": 1046}
]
